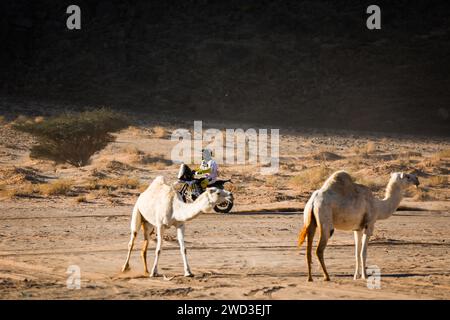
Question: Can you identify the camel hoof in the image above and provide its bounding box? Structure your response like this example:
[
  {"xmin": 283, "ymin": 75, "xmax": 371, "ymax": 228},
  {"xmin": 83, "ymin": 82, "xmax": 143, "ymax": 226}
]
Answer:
[
  {"xmin": 150, "ymin": 272, "xmax": 160, "ymax": 277},
  {"xmin": 184, "ymin": 272, "xmax": 194, "ymax": 278},
  {"xmin": 323, "ymin": 277, "xmax": 330, "ymax": 282},
  {"xmin": 307, "ymin": 278, "xmax": 313, "ymax": 282},
  {"xmin": 121, "ymin": 264, "xmax": 130, "ymax": 273},
  {"xmin": 143, "ymin": 271, "xmax": 150, "ymax": 277}
]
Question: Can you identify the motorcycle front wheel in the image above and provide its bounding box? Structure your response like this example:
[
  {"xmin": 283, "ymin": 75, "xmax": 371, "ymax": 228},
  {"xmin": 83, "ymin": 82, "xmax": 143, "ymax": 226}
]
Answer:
[{"xmin": 213, "ymin": 199, "xmax": 233, "ymax": 213}]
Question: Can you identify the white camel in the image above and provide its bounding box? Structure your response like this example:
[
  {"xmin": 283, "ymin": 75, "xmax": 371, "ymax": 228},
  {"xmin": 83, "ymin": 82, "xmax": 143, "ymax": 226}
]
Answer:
[
  {"xmin": 122, "ymin": 176, "xmax": 233, "ymax": 277},
  {"xmin": 298, "ymin": 170, "xmax": 419, "ymax": 281}
]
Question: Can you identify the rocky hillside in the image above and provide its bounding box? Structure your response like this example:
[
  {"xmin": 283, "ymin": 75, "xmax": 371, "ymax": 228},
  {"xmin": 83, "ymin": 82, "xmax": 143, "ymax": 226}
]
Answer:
[{"xmin": 1, "ymin": 1, "xmax": 449, "ymax": 135}]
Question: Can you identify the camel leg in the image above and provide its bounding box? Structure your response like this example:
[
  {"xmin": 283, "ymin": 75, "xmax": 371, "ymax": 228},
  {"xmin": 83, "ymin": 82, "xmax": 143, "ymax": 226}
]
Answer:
[
  {"xmin": 177, "ymin": 224, "xmax": 193, "ymax": 277},
  {"xmin": 353, "ymin": 230, "xmax": 363, "ymax": 280},
  {"xmin": 360, "ymin": 232, "xmax": 371, "ymax": 279},
  {"xmin": 150, "ymin": 226, "xmax": 164, "ymax": 277},
  {"xmin": 141, "ymin": 223, "xmax": 153, "ymax": 276},
  {"xmin": 316, "ymin": 225, "xmax": 330, "ymax": 281},
  {"xmin": 306, "ymin": 220, "xmax": 317, "ymax": 282},
  {"xmin": 122, "ymin": 231, "xmax": 137, "ymax": 272}
]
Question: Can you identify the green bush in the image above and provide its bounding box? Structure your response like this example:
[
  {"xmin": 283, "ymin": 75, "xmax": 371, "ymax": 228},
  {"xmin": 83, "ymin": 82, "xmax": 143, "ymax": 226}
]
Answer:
[{"xmin": 13, "ymin": 109, "xmax": 130, "ymax": 166}]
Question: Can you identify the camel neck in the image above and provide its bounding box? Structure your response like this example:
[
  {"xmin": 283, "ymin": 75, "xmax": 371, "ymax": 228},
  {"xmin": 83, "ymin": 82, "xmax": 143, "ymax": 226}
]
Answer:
[
  {"xmin": 173, "ymin": 194, "xmax": 210, "ymax": 222},
  {"xmin": 377, "ymin": 179, "xmax": 403, "ymax": 220}
]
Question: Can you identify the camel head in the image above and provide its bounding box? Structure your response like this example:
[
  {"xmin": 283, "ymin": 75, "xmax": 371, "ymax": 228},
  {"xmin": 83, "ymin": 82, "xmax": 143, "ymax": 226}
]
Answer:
[
  {"xmin": 204, "ymin": 187, "xmax": 233, "ymax": 207},
  {"xmin": 391, "ymin": 172, "xmax": 420, "ymax": 189}
]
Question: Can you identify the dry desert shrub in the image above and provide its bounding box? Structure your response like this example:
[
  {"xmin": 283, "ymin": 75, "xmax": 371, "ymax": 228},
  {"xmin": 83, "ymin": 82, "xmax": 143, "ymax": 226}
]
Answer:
[
  {"xmin": 38, "ymin": 179, "xmax": 74, "ymax": 196},
  {"xmin": 152, "ymin": 126, "xmax": 168, "ymax": 138},
  {"xmin": 75, "ymin": 195, "xmax": 87, "ymax": 203},
  {"xmin": 34, "ymin": 116, "xmax": 45, "ymax": 123},
  {"xmin": 127, "ymin": 126, "xmax": 146, "ymax": 137},
  {"xmin": 366, "ymin": 141, "xmax": 376, "ymax": 154},
  {"xmin": 12, "ymin": 115, "xmax": 32, "ymax": 125},
  {"xmin": 12, "ymin": 108, "xmax": 129, "ymax": 167}
]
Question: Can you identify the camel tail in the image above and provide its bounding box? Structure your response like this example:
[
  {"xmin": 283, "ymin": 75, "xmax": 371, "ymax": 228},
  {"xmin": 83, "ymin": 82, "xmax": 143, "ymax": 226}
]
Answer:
[
  {"xmin": 297, "ymin": 193, "xmax": 317, "ymax": 247},
  {"xmin": 297, "ymin": 225, "xmax": 308, "ymax": 247}
]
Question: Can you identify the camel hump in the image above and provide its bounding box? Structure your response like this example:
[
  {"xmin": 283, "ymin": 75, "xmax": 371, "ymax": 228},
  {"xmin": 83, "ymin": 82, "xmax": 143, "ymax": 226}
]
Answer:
[
  {"xmin": 152, "ymin": 176, "xmax": 167, "ymax": 186},
  {"xmin": 322, "ymin": 170, "xmax": 357, "ymax": 196},
  {"xmin": 142, "ymin": 175, "xmax": 169, "ymax": 194}
]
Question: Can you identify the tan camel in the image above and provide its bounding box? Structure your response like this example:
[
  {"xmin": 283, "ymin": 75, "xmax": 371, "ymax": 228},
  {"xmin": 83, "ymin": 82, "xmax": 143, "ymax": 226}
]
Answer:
[
  {"xmin": 298, "ymin": 170, "xmax": 419, "ymax": 281},
  {"xmin": 122, "ymin": 176, "xmax": 233, "ymax": 277}
]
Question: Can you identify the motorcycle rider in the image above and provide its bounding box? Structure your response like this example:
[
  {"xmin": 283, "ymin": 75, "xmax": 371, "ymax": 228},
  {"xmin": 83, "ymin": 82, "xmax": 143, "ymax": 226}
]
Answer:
[{"xmin": 195, "ymin": 148, "xmax": 218, "ymax": 190}]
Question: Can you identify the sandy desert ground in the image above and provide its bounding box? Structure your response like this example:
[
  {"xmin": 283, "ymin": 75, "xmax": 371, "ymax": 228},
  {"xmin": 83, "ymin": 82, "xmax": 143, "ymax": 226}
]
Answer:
[{"xmin": 0, "ymin": 118, "xmax": 449, "ymax": 299}]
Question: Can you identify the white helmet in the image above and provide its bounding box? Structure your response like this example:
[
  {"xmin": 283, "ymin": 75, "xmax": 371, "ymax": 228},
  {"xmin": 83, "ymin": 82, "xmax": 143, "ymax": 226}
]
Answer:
[{"xmin": 202, "ymin": 148, "xmax": 212, "ymax": 161}]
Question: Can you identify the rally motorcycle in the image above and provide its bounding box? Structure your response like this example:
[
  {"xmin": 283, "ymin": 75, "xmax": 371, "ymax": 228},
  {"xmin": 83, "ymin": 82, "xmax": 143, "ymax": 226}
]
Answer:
[{"xmin": 176, "ymin": 164, "xmax": 234, "ymax": 213}]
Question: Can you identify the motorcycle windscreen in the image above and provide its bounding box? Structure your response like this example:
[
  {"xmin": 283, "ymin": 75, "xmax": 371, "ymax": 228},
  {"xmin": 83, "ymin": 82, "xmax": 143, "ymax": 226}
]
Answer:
[{"xmin": 177, "ymin": 164, "xmax": 193, "ymax": 180}]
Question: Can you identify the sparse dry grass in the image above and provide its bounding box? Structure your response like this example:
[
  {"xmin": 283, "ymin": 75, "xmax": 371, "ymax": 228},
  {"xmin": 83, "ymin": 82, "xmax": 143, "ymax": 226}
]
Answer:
[
  {"xmin": 264, "ymin": 175, "xmax": 283, "ymax": 188},
  {"xmin": 289, "ymin": 164, "xmax": 333, "ymax": 191},
  {"xmin": 419, "ymin": 158, "xmax": 440, "ymax": 169},
  {"xmin": 280, "ymin": 162, "xmax": 296, "ymax": 171},
  {"xmin": 352, "ymin": 141, "xmax": 376, "ymax": 157},
  {"xmin": 0, "ymin": 178, "xmax": 75, "ymax": 198},
  {"xmin": 96, "ymin": 145, "xmax": 172, "ymax": 170},
  {"xmin": 120, "ymin": 145, "xmax": 144, "ymax": 163},
  {"xmin": 347, "ymin": 156, "xmax": 365, "ymax": 171},
  {"xmin": 353, "ymin": 173, "xmax": 386, "ymax": 192},
  {"xmin": 413, "ymin": 188, "xmax": 436, "ymax": 201},
  {"xmin": 0, "ymin": 183, "xmax": 37, "ymax": 199},
  {"xmin": 0, "ymin": 167, "xmax": 43, "ymax": 185},
  {"xmin": 312, "ymin": 150, "xmax": 342, "ymax": 161},
  {"xmin": 400, "ymin": 151, "xmax": 422, "ymax": 158},
  {"xmin": 433, "ymin": 149, "xmax": 450, "ymax": 160},
  {"xmin": 425, "ymin": 175, "xmax": 448, "ymax": 187},
  {"xmin": 105, "ymin": 160, "xmax": 134, "ymax": 172},
  {"xmin": 138, "ymin": 183, "xmax": 148, "ymax": 193},
  {"xmin": 127, "ymin": 126, "xmax": 144, "ymax": 137},
  {"xmin": 131, "ymin": 149, "xmax": 172, "ymax": 169},
  {"xmin": 86, "ymin": 176, "xmax": 141, "ymax": 191}
]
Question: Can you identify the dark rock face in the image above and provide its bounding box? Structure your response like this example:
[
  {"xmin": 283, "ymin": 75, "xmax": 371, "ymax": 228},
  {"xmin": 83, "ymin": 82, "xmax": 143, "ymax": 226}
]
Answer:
[{"xmin": 1, "ymin": 0, "xmax": 449, "ymax": 135}]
